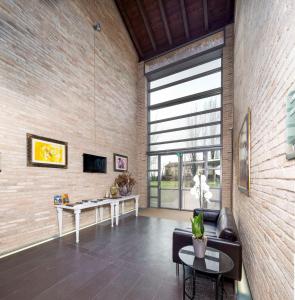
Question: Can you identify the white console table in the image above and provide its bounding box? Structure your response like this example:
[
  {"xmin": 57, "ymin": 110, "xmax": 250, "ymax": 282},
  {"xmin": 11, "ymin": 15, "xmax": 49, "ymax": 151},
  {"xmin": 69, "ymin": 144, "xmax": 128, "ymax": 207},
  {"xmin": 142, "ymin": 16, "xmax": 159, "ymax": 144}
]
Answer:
[{"xmin": 55, "ymin": 195, "xmax": 139, "ymax": 243}]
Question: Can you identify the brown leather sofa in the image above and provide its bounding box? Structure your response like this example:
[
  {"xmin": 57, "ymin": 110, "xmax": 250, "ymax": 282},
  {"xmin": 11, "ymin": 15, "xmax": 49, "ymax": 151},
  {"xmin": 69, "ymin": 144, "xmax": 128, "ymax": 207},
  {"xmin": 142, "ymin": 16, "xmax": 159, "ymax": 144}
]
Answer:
[{"xmin": 172, "ymin": 208, "xmax": 242, "ymax": 281}]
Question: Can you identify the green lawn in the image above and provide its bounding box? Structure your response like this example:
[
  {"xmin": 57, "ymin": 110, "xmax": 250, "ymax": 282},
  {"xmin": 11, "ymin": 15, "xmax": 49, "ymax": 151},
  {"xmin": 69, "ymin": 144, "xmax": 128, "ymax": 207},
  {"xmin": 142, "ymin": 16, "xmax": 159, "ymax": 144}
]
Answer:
[{"xmin": 151, "ymin": 180, "xmax": 220, "ymax": 188}]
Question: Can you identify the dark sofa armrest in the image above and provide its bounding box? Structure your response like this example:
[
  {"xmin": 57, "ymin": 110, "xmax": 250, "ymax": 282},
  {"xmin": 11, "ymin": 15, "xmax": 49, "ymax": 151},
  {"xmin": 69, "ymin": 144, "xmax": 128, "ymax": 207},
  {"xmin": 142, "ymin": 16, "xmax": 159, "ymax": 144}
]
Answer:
[
  {"xmin": 172, "ymin": 228, "xmax": 192, "ymax": 264},
  {"xmin": 206, "ymin": 236, "xmax": 242, "ymax": 281},
  {"xmin": 193, "ymin": 208, "xmax": 220, "ymax": 223}
]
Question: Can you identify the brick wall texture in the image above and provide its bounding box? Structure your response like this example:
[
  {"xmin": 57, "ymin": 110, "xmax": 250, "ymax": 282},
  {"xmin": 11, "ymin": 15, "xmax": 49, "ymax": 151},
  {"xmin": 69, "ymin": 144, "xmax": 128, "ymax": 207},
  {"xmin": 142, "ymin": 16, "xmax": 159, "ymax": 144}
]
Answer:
[
  {"xmin": 0, "ymin": 0, "xmax": 138, "ymax": 255},
  {"xmin": 136, "ymin": 62, "xmax": 148, "ymax": 208},
  {"xmin": 233, "ymin": 1, "xmax": 295, "ymax": 299}
]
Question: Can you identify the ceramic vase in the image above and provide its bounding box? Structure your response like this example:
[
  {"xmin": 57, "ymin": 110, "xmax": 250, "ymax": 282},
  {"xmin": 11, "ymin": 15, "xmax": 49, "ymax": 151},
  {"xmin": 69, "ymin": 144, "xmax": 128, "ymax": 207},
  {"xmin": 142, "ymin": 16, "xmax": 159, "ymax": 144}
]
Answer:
[
  {"xmin": 119, "ymin": 185, "xmax": 132, "ymax": 196},
  {"xmin": 192, "ymin": 236, "xmax": 207, "ymax": 258}
]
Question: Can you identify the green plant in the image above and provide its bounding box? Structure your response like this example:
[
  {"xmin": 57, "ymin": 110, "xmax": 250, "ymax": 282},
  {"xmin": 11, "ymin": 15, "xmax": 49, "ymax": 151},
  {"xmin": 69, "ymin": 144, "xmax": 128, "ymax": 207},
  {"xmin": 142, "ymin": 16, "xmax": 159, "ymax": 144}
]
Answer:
[{"xmin": 191, "ymin": 212, "xmax": 204, "ymax": 239}]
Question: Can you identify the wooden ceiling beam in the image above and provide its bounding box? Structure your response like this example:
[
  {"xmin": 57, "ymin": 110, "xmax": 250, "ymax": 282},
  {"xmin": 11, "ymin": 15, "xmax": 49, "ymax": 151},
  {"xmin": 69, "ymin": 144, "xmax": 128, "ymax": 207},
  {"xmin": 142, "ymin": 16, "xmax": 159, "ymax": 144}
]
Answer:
[
  {"xmin": 158, "ymin": 0, "xmax": 172, "ymax": 45},
  {"xmin": 135, "ymin": 0, "xmax": 157, "ymax": 51},
  {"xmin": 203, "ymin": 0, "xmax": 209, "ymax": 32},
  {"xmin": 115, "ymin": 0, "xmax": 143, "ymax": 58},
  {"xmin": 179, "ymin": 0, "xmax": 190, "ymax": 39},
  {"xmin": 226, "ymin": 0, "xmax": 233, "ymax": 23}
]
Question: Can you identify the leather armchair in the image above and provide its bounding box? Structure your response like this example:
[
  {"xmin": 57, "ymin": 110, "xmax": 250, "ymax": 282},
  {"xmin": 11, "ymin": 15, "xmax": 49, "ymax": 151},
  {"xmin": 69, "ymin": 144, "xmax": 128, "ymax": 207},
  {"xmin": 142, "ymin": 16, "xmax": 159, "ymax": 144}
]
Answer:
[{"xmin": 172, "ymin": 208, "xmax": 242, "ymax": 281}]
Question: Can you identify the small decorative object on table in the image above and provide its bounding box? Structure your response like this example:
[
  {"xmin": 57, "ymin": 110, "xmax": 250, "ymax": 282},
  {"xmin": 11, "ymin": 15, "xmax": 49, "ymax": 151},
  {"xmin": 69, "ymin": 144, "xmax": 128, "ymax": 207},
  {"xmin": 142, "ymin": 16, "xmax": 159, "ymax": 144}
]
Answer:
[
  {"xmin": 110, "ymin": 184, "xmax": 118, "ymax": 198},
  {"xmin": 191, "ymin": 212, "xmax": 207, "ymax": 258},
  {"xmin": 115, "ymin": 171, "xmax": 136, "ymax": 196},
  {"xmin": 54, "ymin": 195, "xmax": 62, "ymax": 205},
  {"xmin": 62, "ymin": 193, "xmax": 69, "ymax": 204}
]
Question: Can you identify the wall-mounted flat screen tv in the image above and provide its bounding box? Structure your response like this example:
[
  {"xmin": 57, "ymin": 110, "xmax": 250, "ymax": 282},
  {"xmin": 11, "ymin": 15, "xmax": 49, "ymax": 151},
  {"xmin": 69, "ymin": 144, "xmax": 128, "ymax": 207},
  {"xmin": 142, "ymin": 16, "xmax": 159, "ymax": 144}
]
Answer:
[{"xmin": 83, "ymin": 153, "xmax": 107, "ymax": 173}]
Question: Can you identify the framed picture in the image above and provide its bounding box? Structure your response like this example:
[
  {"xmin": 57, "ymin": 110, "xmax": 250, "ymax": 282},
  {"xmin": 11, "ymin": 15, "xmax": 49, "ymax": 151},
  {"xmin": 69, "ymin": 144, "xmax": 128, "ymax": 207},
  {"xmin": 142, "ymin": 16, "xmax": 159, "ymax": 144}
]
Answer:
[
  {"xmin": 113, "ymin": 153, "xmax": 128, "ymax": 172},
  {"xmin": 238, "ymin": 110, "xmax": 251, "ymax": 195},
  {"xmin": 27, "ymin": 134, "xmax": 68, "ymax": 168},
  {"xmin": 286, "ymin": 87, "xmax": 295, "ymax": 160}
]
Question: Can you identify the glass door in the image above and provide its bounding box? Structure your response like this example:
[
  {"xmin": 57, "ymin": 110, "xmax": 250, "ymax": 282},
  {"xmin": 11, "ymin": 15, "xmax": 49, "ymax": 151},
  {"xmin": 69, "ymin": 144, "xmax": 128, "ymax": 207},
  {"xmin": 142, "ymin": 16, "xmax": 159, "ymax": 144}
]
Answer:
[
  {"xmin": 148, "ymin": 150, "xmax": 221, "ymax": 210},
  {"xmin": 181, "ymin": 150, "xmax": 221, "ymax": 210},
  {"xmin": 181, "ymin": 152, "xmax": 206, "ymax": 210},
  {"xmin": 148, "ymin": 155, "xmax": 159, "ymax": 208},
  {"xmin": 159, "ymin": 154, "xmax": 179, "ymax": 209}
]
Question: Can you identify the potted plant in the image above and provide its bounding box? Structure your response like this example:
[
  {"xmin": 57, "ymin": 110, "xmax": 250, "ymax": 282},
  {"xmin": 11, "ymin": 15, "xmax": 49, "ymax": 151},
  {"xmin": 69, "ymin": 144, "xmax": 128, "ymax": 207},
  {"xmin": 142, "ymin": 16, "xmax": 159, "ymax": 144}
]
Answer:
[
  {"xmin": 115, "ymin": 172, "xmax": 136, "ymax": 196},
  {"xmin": 191, "ymin": 212, "xmax": 207, "ymax": 258}
]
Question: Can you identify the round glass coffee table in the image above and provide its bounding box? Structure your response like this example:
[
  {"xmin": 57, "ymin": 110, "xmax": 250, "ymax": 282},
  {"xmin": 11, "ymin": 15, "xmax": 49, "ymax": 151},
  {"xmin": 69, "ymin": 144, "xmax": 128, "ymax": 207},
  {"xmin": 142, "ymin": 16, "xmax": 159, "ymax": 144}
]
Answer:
[{"xmin": 179, "ymin": 246, "xmax": 234, "ymax": 300}]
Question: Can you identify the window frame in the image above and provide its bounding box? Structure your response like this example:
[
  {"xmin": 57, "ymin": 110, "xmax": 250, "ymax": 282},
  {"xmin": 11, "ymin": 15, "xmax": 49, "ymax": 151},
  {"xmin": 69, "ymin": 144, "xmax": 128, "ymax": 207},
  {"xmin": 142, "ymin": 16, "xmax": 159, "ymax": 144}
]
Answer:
[{"xmin": 146, "ymin": 48, "xmax": 223, "ymax": 209}]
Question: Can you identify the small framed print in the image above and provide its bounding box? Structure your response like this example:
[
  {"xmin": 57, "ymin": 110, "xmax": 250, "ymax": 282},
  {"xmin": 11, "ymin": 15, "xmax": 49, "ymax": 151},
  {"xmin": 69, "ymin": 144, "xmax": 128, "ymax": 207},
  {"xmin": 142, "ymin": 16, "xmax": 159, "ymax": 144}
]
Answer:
[
  {"xmin": 286, "ymin": 88, "xmax": 295, "ymax": 160},
  {"xmin": 113, "ymin": 153, "xmax": 128, "ymax": 172},
  {"xmin": 238, "ymin": 110, "xmax": 251, "ymax": 195},
  {"xmin": 27, "ymin": 134, "xmax": 68, "ymax": 168}
]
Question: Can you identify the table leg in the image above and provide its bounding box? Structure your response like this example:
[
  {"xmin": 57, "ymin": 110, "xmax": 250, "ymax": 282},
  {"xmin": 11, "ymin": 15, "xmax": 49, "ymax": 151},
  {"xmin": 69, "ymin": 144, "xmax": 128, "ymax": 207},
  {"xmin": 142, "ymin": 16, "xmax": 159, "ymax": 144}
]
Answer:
[
  {"xmin": 116, "ymin": 203, "xmax": 119, "ymax": 226},
  {"xmin": 135, "ymin": 196, "xmax": 139, "ymax": 217},
  {"xmin": 215, "ymin": 274, "xmax": 223, "ymax": 300},
  {"xmin": 221, "ymin": 275, "xmax": 224, "ymax": 300},
  {"xmin": 56, "ymin": 207, "xmax": 63, "ymax": 237},
  {"xmin": 182, "ymin": 264, "xmax": 185, "ymax": 300},
  {"xmin": 100, "ymin": 206, "xmax": 104, "ymax": 222},
  {"xmin": 122, "ymin": 201, "xmax": 125, "ymax": 214},
  {"xmin": 192, "ymin": 270, "xmax": 196, "ymax": 298},
  {"xmin": 110, "ymin": 203, "xmax": 114, "ymax": 227},
  {"xmin": 74, "ymin": 209, "xmax": 81, "ymax": 243},
  {"xmin": 95, "ymin": 207, "xmax": 99, "ymax": 223}
]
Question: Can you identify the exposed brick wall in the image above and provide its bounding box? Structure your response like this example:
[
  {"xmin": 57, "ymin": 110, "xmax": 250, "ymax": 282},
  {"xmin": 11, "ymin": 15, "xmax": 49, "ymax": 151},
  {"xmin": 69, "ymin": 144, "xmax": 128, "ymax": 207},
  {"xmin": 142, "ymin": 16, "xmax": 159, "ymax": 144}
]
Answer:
[
  {"xmin": 222, "ymin": 25, "xmax": 234, "ymax": 208},
  {"xmin": 136, "ymin": 62, "xmax": 148, "ymax": 207},
  {"xmin": 233, "ymin": 1, "xmax": 295, "ymax": 299},
  {"xmin": 0, "ymin": 0, "xmax": 138, "ymax": 255}
]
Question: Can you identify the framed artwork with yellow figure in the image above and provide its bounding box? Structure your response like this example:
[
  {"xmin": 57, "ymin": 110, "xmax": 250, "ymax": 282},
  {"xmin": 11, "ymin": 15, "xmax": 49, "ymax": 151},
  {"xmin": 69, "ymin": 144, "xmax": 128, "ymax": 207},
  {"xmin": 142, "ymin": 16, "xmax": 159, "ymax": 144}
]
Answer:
[{"xmin": 27, "ymin": 134, "xmax": 68, "ymax": 168}]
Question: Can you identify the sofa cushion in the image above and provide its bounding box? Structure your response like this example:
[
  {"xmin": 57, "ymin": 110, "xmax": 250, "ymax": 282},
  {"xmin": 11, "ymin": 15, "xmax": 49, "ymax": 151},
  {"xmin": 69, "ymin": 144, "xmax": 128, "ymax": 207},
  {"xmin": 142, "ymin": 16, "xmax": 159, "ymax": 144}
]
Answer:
[
  {"xmin": 174, "ymin": 223, "xmax": 217, "ymax": 237},
  {"xmin": 216, "ymin": 208, "xmax": 238, "ymax": 241},
  {"xmin": 194, "ymin": 208, "xmax": 220, "ymax": 222},
  {"xmin": 204, "ymin": 221, "xmax": 217, "ymax": 237}
]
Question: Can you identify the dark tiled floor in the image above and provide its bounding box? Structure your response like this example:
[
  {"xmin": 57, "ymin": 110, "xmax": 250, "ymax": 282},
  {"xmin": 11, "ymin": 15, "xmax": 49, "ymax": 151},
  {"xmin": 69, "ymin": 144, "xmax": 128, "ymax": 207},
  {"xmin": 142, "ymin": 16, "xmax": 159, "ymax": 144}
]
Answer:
[{"xmin": 0, "ymin": 215, "xmax": 234, "ymax": 300}]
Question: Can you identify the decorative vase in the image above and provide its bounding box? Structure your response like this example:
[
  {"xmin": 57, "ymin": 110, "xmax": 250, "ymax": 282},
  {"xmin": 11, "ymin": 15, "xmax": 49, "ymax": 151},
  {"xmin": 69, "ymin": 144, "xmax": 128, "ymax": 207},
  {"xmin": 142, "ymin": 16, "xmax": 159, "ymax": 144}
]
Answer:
[
  {"xmin": 192, "ymin": 236, "xmax": 207, "ymax": 258},
  {"xmin": 119, "ymin": 185, "xmax": 132, "ymax": 196},
  {"xmin": 110, "ymin": 185, "xmax": 118, "ymax": 198}
]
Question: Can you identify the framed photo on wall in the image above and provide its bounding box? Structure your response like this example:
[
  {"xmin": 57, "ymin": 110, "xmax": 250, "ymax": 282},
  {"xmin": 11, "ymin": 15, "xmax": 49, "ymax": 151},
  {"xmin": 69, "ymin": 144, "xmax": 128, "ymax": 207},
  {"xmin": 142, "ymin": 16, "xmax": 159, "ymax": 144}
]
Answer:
[
  {"xmin": 286, "ymin": 87, "xmax": 295, "ymax": 160},
  {"xmin": 238, "ymin": 110, "xmax": 251, "ymax": 195},
  {"xmin": 113, "ymin": 153, "xmax": 128, "ymax": 172},
  {"xmin": 27, "ymin": 134, "xmax": 68, "ymax": 168}
]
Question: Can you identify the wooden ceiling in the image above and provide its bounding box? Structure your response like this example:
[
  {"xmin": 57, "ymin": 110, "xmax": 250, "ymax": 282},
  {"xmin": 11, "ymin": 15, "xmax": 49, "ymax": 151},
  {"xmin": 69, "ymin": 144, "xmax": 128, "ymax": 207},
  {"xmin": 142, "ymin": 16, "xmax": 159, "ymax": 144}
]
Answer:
[{"xmin": 115, "ymin": 0, "xmax": 235, "ymax": 61}]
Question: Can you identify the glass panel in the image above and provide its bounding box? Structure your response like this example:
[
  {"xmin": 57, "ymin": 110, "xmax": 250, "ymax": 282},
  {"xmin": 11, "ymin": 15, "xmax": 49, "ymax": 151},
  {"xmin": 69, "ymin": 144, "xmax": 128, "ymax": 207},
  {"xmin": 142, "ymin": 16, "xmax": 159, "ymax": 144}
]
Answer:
[
  {"xmin": 150, "ymin": 138, "xmax": 221, "ymax": 152},
  {"xmin": 150, "ymin": 72, "xmax": 221, "ymax": 105},
  {"xmin": 182, "ymin": 166, "xmax": 205, "ymax": 188},
  {"xmin": 149, "ymin": 156, "xmax": 158, "ymax": 170},
  {"xmin": 208, "ymin": 150, "xmax": 221, "ymax": 160},
  {"xmin": 183, "ymin": 152, "xmax": 204, "ymax": 162},
  {"xmin": 150, "ymin": 59, "xmax": 221, "ymax": 89},
  {"xmin": 207, "ymin": 150, "xmax": 221, "ymax": 188},
  {"xmin": 150, "ymin": 124, "xmax": 221, "ymax": 144},
  {"xmin": 182, "ymin": 190, "xmax": 201, "ymax": 210},
  {"xmin": 150, "ymin": 187, "xmax": 158, "ymax": 197},
  {"xmin": 150, "ymin": 95, "xmax": 221, "ymax": 122},
  {"xmin": 148, "ymin": 171, "xmax": 158, "ymax": 186},
  {"xmin": 150, "ymin": 111, "xmax": 220, "ymax": 132},
  {"xmin": 150, "ymin": 197, "xmax": 158, "ymax": 208},
  {"xmin": 160, "ymin": 190, "xmax": 179, "ymax": 209},
  {"xmin": 182, "ymin": 189, "xmax": 220, "ymax": 210},
  {"xmin": 210, "ymin": 188, "xmax": 221, "ymax": 202},
  {"xmin": 160, "ymin": 155, "xmax": 179, "ymax": 189}
]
